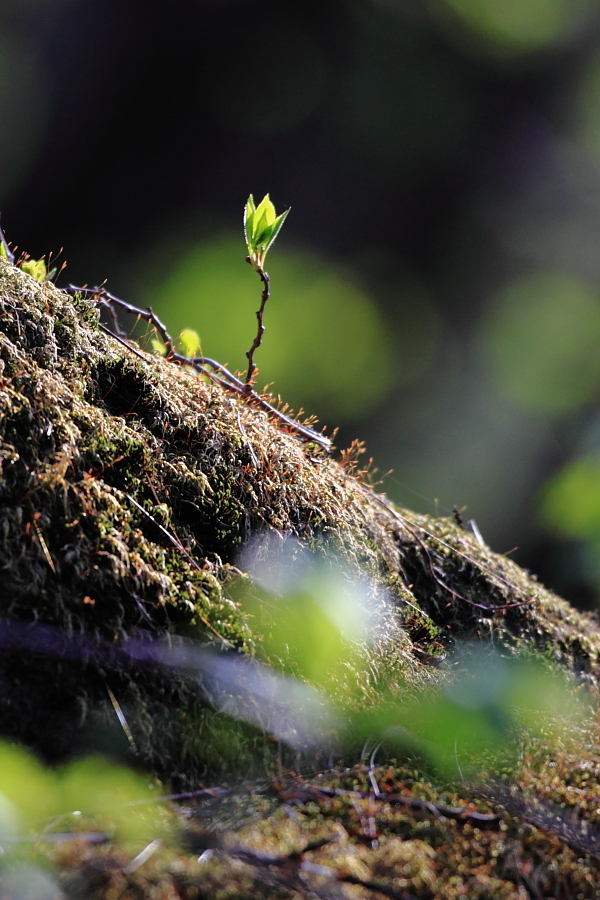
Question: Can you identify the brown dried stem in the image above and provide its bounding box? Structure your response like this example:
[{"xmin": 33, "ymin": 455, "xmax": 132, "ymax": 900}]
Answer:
[{"xmin": 244, "ymin": 261, "xmax": 269, "ymax": 388}]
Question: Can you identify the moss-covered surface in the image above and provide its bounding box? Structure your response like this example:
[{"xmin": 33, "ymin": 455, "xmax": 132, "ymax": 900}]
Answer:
[
  {"xmin": 3, "ymin": 256, "xmax": 600, "ymax": 895},
  {"xmin": 29, "ymin": 724, "xmax": 600, "ymax": 899}
]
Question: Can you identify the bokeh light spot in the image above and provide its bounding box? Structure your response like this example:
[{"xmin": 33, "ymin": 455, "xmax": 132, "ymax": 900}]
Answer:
[
  {"xmin": 575, "ymin": 51, "xmax": 600, "ymax": 159},
  {"xmin": 479, "ymin": 272, "xmax": 600, "ymax": 415},
  {"xmin": 541, "ymin": 455, "xmax": 600, "ymax": 538},
  {"xmin": 144, "ymin": 234, "xmax": 395, "ymax": 420},
  {"xmin": 438, "ymin": 0, "xmax": 598, "ymax": 52}
]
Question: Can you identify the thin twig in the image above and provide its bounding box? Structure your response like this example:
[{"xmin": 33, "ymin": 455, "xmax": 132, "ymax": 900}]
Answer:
[
  {"xmin": 33, "ymin": 519, "xmax": 57, "ymax": 574},
  {"xmin": 98, "ymin": 322, "xmax": 148, "ymax": 361},
  {"xmin": 237, "ymin": 409, "xmax": 259, "ymax": 468},
  {"xmin": 482, "ymin": 780, "xmax": 600, "ymax": 863},
  {"xmin": 367, "ymin": 489, "xmax": 536, "ymax": 613},
  {"xmin": 277, "ymin": 782, "xmax": 503, "ymax": 827},
  {"xmin": 227, "ymin": 840, "xmax": 419, "ymax": 900},
  {"xmin": 106, "ymin": 685, "xmax": 137, "ymax": 752},
  {"xmin": 339, "ymin": 874, "xmax": 419, "ymax": 900},
  {"xmin": 124, "ymin": 838, "xmax": 163, "ymax": 874},
  {"xmin": 245, "ymin": 262, "xmax": 269, "ymax": 387}
]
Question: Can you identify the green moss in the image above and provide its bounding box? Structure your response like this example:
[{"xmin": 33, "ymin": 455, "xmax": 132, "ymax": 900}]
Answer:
[{"xmin": 4, "ymin": 254, "xmax": 600, "ymax": 895}]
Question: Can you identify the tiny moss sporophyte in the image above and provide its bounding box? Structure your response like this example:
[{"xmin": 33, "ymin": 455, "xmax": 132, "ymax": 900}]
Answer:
[{"xmin": 243, "ymin": 193, "xmax": 290, "ymax": 387}]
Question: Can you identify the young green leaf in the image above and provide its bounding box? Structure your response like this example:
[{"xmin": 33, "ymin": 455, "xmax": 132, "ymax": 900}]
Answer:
[
  {"xmin": 243, "ymin": 194, "xmax": 256, "ymax": 249},
  {"xmin": 252, "ymin": 195, "xmax": 277, "ymax": 240},
  {"xmin": 151, "ymin": 337, "xmax": 167, "ymax": 356},
  {"xmin": 263, "ymin": 208, "xmax": 290, "ymax": 254},
  {"xmin": 180, "ymin": 328, "xmax": 201, "ymax": 358},
  {"xmin": 20, "ymin": 258, "xmax": 47, "ymax": 281},
  {"xmin": 244, "ymin": 193, "xmax": 290, "ymax": 269}
]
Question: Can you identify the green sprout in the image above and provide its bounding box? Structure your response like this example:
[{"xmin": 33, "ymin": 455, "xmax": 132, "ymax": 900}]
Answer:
[
  {"xmin": 19, "ymin": 258, "xmax": 48, "ymax": 282},
  {"xmin": 244, "ymin": 193, "xmax": 289, "ymax": 270},
  {"xmin": 243, "ymin": 193, "xmax": 290, "ymax": 387},
  {"xmin": 0, "ymin": 225, "xmax": 62, "ymax": 283}
]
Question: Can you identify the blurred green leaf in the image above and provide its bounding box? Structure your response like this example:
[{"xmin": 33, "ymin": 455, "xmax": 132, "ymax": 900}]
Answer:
[
  {"xmin": 59, "ymin": 756, "xmax": 163, "ymax": 843},
  {"xmin": 479, "ymin": 272, "xmax": 600, "ymax": 415},
  {"xmin": 541, "ymin": 455, "xmax": 600, "ymax": 538},
  {"xmin": 501, "ymin": 659, "xmax": 589, "ymax": 738},
  {"xmin": 243, "ymin": 585, "xmax": 361, "ymax": 691},
  {"xmin": 151, "ymin": 337, "xmax": 167, "ymax": 356},
  {"xmin": 180, "ymin": 328, "xmax": 201, "ymax": 358},
  {"xmin": 439, "ymin": 0, "xmax": 596, "ymax": 53},
  {"xmin": 0, "ymin": 743, "xmax": 60, "ymax": 827},
  {"xmin": 345, "ymin": 647, "xmax": 588, "ymax": 776}
]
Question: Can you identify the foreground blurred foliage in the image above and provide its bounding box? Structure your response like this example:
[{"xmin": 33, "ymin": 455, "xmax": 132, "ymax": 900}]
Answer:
[
  {"xmin": 0, "ymin": 542, "xmax": 594, "ymax": 897},
  {"xmin": 236, "ymin": 539, "xmax": 593, "ymax": 780},
  {"xmin": 0, "ymin": 745, "xmax": 171, "ymax": 897},
  {"xmin": 1, "ymin": 576, "xmax": 597, "ymax": 897},
  {"xmin": 0, "ymin": 747, "xmax": 163, "ymax": 844}
]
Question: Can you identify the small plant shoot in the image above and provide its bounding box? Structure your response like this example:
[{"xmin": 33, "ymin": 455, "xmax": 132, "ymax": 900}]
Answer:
[
  {"xmin": 0, "ymin": 219, "xmax": 64, "ymax": 282},
  {"xmin": 243, "ymin": 193, "xmax": 290, "ymax": 388},
  {"xmin": 244, "ymin": 193, "xmax": 289, "ymax": 270}
]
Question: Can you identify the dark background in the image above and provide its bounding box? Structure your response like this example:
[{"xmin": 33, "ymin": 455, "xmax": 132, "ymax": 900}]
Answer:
[{"xmin": 5, "ymin": 0, "xmax": 600, "ymax": 608}]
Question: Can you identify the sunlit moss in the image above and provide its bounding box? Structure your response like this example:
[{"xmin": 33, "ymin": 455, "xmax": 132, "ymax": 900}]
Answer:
[{"xmin": 3, "ymin": 252, "xmax": 600, "ymax": 895}]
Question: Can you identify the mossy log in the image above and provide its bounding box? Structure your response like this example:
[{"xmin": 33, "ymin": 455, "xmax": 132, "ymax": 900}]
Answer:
[{"xmin": 3, "ymin": 257, "xmax": 600, "ymax": 896}]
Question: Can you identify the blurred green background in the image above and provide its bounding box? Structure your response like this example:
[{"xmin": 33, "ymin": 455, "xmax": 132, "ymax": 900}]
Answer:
[{"xmin": 6, "ymin": 0, "xmax": 600, "ymax": 606}]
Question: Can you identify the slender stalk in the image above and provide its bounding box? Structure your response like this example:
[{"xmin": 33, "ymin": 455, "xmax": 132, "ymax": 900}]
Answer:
[{"xmin": 244, "ymin": 262, "xmax": 269, "ymax": 388}]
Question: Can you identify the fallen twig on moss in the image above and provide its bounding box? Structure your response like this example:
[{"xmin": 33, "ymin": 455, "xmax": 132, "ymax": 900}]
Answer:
[
  {"xmin": 62, "ymin": 278, "xmax": 545, "ymax": 623},
  {"xmin": 226, "ymin": 840, "xmax": 420, "ymax": 900},
  {"xmin": 367, "ymin": 489, "xmax": 538, "ymax": 614},
  {"xmin": 483, "ymin": 781, "xmax": 600, "ymax": 864},
  {"xmin": 64, "ymin": 283, "xmax": 534, "ymax": 621},
  {"xmin": 63, "ymin": 284, "xmax": 331, "ymax": 452},
  {"xmin": 272, "ymin": 780, "xmax": 504, "ymax": 828}
]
